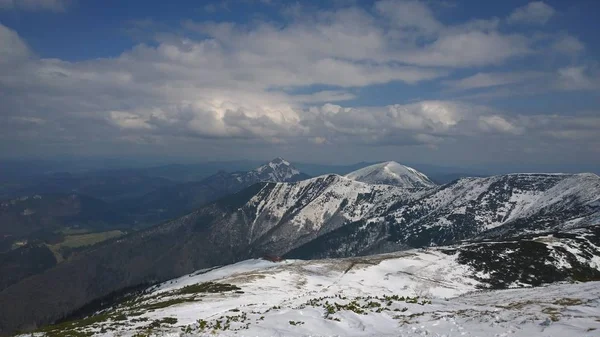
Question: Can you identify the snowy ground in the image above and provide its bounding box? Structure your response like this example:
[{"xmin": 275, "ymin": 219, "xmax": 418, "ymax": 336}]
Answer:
[{"xmin": 32, "ymin": 251, "xmax": 600, "ymax": 337}]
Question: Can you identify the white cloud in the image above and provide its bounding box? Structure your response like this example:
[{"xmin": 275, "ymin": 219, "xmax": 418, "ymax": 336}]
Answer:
[
  {"xmin": 0, "ymin": 0, "xmax": 71, "ymax": 12},
  {"xmin": 445, "ymin": 72, "xmax": 544, "ymax": 90},
  {"xmin": 301, "ymin": 101, "xmax": 523, "ymax": 146},
  {"xmin": 400, "ymin": 31, "xmax": 531, "ymax": 67},
  {"xmin": 0, "ymin": 0, "xmax": 597, "ymax": 160},
  {"xmin": 507, "ymin": 1, "xmax": 555, "ymax": 25},
  {"xmin": 552, "ymin": 34, "xmax": 585, "ymax": 55},
  {"xmin": 555, "ymin": 66, "xmax": 600, "ymax": 91},
  {"xmin": 0, "ymin": 24, "xmax": 31, "ymax": 64},
  {"xmin": 478, "ymin": 115, "xmax": 522, "ymax": 134},
  {"xmin": 374, "ymin": 0, "xmax": 442, "ymax": 34}
]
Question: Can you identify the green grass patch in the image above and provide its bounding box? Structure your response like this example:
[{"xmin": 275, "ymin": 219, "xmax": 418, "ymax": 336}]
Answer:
[
  {"xmin": 50, "ymin": 230, "xmax": 124, "ymax": 249},
  {"xmin": 178, "ymin": 282, "xmax": 241, "ymax": 295}
]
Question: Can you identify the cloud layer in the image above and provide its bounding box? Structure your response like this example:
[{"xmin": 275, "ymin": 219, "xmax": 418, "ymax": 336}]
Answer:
[{"xmin": 0, "ymin": 1, "xmax": 598, "ymax": 166}]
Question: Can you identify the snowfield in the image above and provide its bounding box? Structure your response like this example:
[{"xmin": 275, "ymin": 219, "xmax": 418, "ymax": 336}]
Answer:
[{"xmin": 32, "ymin": 250, "xmax": 600, "ymax": 337}]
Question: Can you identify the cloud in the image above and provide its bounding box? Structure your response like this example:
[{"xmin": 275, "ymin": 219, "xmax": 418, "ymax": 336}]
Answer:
[
  {"xmin": 522, "ymin": 114, "xmax": 600, "ymax": 144},
  {"xmin": 399, "ymin": 31, "xmax": 531, "ymax": 67},
  {"xmin": 444, "ymin": 72, "xmax": 544, "ymax": 90},
  {"xmin": 552, "ymin": 34, "xmax": 585, "ymax": 55},
  {"xmin": 0, "ymin": 0, "xmax": 597, "ymax": 163},
  {"xmin": 300, "ymin": 101, "xmax": 524, "ymax": 146},
  {"xmin": 507, "ymin": 1, "xmax": 555, "ymax": 25},
  {"xmin": 374, "ymin": 0, "xmax": 442, "ymax": 35},
  {"xmin": 0, "ymin": 0, "xmax": 71, "ymax": 12},
  {"xmin": 555, "ymin": 66, "xmax": 600, "ymax": 91},
  {"xmin": 0, "ymin": 24, "xmax": 31, "ymax": 64},
  {"xmin": 478, "ymin": 115, "xmax": 522, "ymax": 134}
]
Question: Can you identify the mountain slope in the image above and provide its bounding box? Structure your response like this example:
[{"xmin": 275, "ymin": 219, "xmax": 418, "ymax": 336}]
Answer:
[
  {"xmin": 345, "ymin": 161, "xmax": 436, "ymax": 188},
  {"xmin": 24, "ymin": 226, "xmax": 600, "ymax": 337},
  {"xmin": 288, "ymin": 173, "xmax": 600, "ymax": 258},
  {"xmin": 118, "ymin": 158, "xmax": 310, "ymax": 223}
]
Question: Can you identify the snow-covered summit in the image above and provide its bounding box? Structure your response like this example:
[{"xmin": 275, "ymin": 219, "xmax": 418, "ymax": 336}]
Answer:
[
  {"xmin": 345, "ymin": 161, "xmax": 436, "ymax": 188},
  {"xmin": 250, "ymin": 157, "xmax": 307, "ymax": 182}
]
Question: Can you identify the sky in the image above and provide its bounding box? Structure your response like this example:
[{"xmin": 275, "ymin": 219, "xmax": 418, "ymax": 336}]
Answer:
[{"xmin": 0, "ymin": 0, "xmax": 599, "ymax": 171}]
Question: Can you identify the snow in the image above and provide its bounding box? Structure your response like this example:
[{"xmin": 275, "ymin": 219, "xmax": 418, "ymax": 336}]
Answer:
[
  {"xmin": 345, "ymin": 161, "xmax": 436, "ymax": 188},
  {"xmin": 386, "ymin": 172, "xmax": 600, "ymax": 235},
  {"xmin": 251, "ymin": 157, "xmax": 303, "ymax": 182},
  {"xmin": 244, "ymin": 174, "xmax": 423, "ymax": 238},
  {"xmin": 46, "ymin": 250, "xmax": 600, "ymax": 337}
]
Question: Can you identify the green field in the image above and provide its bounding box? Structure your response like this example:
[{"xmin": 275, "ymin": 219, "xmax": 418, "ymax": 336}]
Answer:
[
  {"xmin": 47, "ymin": 230, "xmax": 125, "ymax": 262},
  {"xmin": 54, "ymin": 230, "xmax": 124, "ymax": 249}
]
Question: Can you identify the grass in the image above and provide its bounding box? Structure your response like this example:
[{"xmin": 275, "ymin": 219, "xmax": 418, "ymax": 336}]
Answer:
[
  {"xmin": 59, "ymin": 228, "xmax": 93, "ymax": 235},
  {"xmin": 178, "ymin": 282, "xmax": 241, "ymax": 294},
  {"xmin": 30, "ymin": 281, "xmax": 246, "ymax": 336},
  {"xmin": 45, "ymin": 230, "xmax": 125, "ymax": 262},
  {"xmin": 541, "ymin": 307, "xmax": 561, "ymax": 322},
  {"xmin": 50, "ymin": 230, "xmax": 124, "ymax": 249},
  {"xmin": 553, "ymin": 298, "xmax": 584, "ymax": 306},
  {"xmin": 34, "ymin": 312, "xmax": 115, "ymax": 337}
]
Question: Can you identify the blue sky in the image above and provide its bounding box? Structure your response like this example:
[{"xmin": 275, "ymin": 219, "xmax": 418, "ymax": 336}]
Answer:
[{"xmin": 0, "ymin": 0, "xmax": 599, "ymax": 171}]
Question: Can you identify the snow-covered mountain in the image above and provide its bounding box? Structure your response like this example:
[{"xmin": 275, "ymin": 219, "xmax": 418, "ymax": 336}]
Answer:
[
  {"xmin": 218, "ymin": 174, "xmax": 428, "ymax": 255},
  {"xmin": 345, "ymin": 161, "xmax": 436, "ymax": 188},
  {"xmin": 27, "ymin": 226, "xmax": 600, "ymax": 337},
  {"xmin": 289, "ymin": 172, "xmax": 600, "ymax": 258},
  {"xmin": 2, "ymin": 171, "xmax": 600, "ymax": 335},
  {"xmin": 247, "ymin": 157, "xmax": 308, "ymax": 182}
]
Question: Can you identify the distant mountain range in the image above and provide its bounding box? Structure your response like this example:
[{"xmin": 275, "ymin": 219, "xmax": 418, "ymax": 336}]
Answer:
[
  {"xmin": 1, "ymin": 160, "xmax": 599, "ymax": 335},
  {"xmin": 117, "ymin": 157, "xmax": 310, "ymax": 223}
]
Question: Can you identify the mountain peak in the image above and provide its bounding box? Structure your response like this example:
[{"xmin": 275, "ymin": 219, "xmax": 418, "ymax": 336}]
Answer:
[
  {"xmin": 252, "ymin": 157, "xmax": 308, "ymax": 182},
  {"xmin": 270, "ymin": 157, "xmax": 290, "ymax": 165},
  {"xmin": 345, "ymin": 161, "xmax": 436, "ymax": 188}
]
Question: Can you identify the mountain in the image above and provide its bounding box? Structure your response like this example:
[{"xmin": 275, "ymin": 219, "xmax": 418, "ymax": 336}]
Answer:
[
  {"xmin": 117, "ymin": 158, "xmax": 311, "ymax": 223},
  {"xmin": 247, "ymin": 157, "xmax": 309, "ymax": 182},
  {"xmin": 0, "ymin": 171, "xmax": 176, "ymax": 202},
  {"xmin": 345, "ymin": 161, "xmax": 436, "ymax": 188},
  {"xmin": 20, "ymin": 225, "xmax": 600, "ymax": 337},
  {"xmin": 0, "ymin": 193, "xmax": 133, "ymax": 296},
  {"xmin": 0, "ymin": 194, "xmax": 125, "ymax": 241},
  {"xmin": 288, "ymin": 173, "xmax": 600, "ymax": 258},
  {"xmin": 1, "ymin": 171, "xmax": 599, "ymax": 335}
]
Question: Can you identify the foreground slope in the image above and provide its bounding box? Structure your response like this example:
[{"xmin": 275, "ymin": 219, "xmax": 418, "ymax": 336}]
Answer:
[
  {"xmin": 30, "ymin": 227, "xmax": 600, "ymax": 336},
  {"xmin": 345, "ymin": 161, "xmax": 436, "ymax": 188}
]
